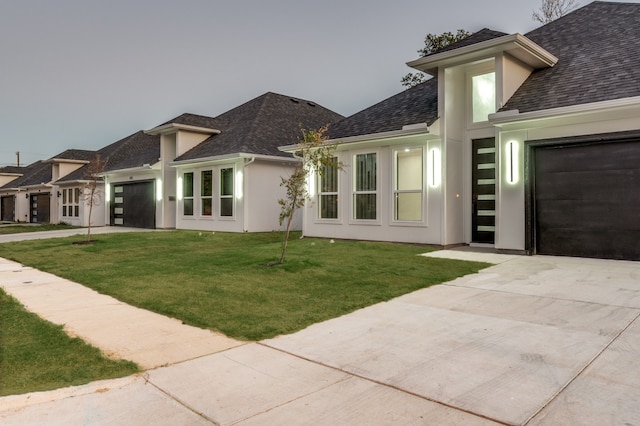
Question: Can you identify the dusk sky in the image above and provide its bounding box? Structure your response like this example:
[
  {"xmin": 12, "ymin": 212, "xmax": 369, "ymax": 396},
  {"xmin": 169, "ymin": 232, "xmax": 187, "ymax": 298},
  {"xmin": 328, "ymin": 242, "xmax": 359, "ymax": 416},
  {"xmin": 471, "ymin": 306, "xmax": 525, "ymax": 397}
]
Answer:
[{"xmin": 1, "ymin": 0, "xmax": 631, "ymax": 166}]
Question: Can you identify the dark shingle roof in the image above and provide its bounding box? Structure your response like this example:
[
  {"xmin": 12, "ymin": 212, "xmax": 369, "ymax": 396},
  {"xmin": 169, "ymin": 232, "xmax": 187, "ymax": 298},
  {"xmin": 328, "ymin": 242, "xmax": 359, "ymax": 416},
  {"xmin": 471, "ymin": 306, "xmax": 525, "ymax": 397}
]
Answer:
[
  {"xmin": 50, "ymin": 149, "xmax": 96, "ymax": 162},
  {"xmin": 0, "ymin": 166, "xmax": 24, "ymax": 175},
  {"xmin": 1, "ymin": 149, "xmax": 99, "ymax": 188},
  {"xmin": 428, "ymin": 28, "xmax": 507, "ymax": 55},
  {"xmin": 175, "ymin": 92, "xmax": 344, "ymax": 161},
  {"xmin": 57, "ymin": 131, "xmax": 160, "ymax": 183},
  {"xmin": 158, "ymin": 113, "xmax": 220, "ymax": 129},
  {"xmin": 503, "ymin": 1, "xmax": 640, "ymax": 112},
  {"xmin": 327, "ymin": 77, "xmax": 439, "ymax": 140},
  {"xmin": 1, "ymin": 161, "xmax": 50, "ymax": 189}
]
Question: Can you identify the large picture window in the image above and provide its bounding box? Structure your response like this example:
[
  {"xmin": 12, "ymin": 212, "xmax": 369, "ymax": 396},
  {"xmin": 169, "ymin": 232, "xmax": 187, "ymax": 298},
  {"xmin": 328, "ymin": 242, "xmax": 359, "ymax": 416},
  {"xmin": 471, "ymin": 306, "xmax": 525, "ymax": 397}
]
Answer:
[
  {"xmin": 394, "ymin": 148, "xmax": 423, "ymax": 221},
  {"xmin": 183, "ymin": 172, "xmax": 194, "ymax": 216},
  {"xmin": 220, "ymin": 168, "xmax": 234, "ymax": 217},
  {"xmin": 61, "ymin": 188, "xmax": 80, "ymax": 217},
  {"xmin": 318, "ymin": 158, "xmax": 338, "ymax": 219},
  {"xmin": 353, "ymin": 153, "xmax": 377, "ymax": 220},
  {"xmin": 201, "ymin": 170, "xmax": 213, "ymax": 216}
]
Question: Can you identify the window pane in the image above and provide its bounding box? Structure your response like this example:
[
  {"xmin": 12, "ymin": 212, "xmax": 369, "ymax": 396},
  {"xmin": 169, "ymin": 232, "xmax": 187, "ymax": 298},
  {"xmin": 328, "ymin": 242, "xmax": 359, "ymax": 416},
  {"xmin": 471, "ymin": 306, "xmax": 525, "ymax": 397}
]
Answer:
[
  {"xmin": 472, "ymin": 72, "xmax": 496, "ymax": 123},
  {"xmin": 75, "ymin": 188, "xmax": 81, "ymax": 204},
  {"xmin": 220, "ymin": 198, "xmax": 233, "ymax": 217},
  {"xmin": 355, "ymin": 194, "xmax": 376, "ymax": 220},
  {"xmin": 220, "ymin": 168, "xmax": 233, "ymax": 196},
  {"xmin": 201, "ymin": 170, "xmax": 212, "ymax": 196},
  {"xmin": 355, "ymin": 153, "xmax": 376, "ymax": 191},
  {"xmin": 319, "ymin": 194, "xmax": 338, "ymax": 219},
  {"xmin": 62, "ymin": 189, "xmax": 67, "ymax": 204},
  {"xmin": 320, "ymin": 161, "xmax": 337, "ymax": 192},
  {"xmin": 396, "ymin": 148, "xmax": 422, "ymax": 190},
  {"xmin": 201, "ymin": 198, "xmax": 212, "ymax": 216},
  {"xmin": 62, "ymin": 206, "xmax": 67, "ymax": 216},
  {"xmin": 396, "ymin": 193, "xmax": 422, "ymax": 221},
  {"xmin": 74, "ymin": 206, "xmax": 79, "ymax": 217},
  {"xmin": 183, "ymin": 199, "xmax": 194, "ymax": 216},
  {"xmin": 183, "ymin": 173, "xmax": 194, "ymax": 197}
]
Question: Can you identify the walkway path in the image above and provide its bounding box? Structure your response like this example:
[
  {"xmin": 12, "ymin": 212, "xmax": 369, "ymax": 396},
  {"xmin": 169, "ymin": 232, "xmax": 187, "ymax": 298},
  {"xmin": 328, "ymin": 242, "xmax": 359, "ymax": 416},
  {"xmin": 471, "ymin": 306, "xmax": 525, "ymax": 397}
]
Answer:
[{"xmin": 1, "ymin": 234, "xmax": 640, "ymax": 425}]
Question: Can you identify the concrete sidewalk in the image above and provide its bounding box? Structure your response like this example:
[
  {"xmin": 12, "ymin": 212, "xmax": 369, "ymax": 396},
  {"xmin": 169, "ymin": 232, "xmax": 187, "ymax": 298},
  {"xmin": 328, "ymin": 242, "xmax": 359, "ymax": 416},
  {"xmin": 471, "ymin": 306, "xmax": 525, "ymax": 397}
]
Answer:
[
  {"xmin": 2, "ymin": 251, "xmax": 640, "ymax": 425},
  {"xmin": 0, "ymin": 226, "xmax": 153, "ymax": 243}
]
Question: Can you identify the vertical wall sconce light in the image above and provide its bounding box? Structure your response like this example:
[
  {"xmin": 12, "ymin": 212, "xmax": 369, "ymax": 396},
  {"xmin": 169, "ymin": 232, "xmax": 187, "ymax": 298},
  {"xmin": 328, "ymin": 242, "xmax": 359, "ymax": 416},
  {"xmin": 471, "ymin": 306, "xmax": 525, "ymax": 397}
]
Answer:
[
  {"xmin": 177, "ymin": 177, "xmax": 183, "ymax": 201},
  {"xmin": 105, "ymin": 183, "xmax": 111, "ymax": 203},
  {"xmin": 156, "ymin": 179, "xmax": 163, "ymax": 202},
  {"xmin": 235, "ymin": 170, "xmax": 243, "ymax": 200},
  {"xmin": 428, "ymin": 147, "xmax": 441, "ymax": 188},
  {"xmin": 506, "ymin": 140, "xmax": 519, "ymax": 184}
]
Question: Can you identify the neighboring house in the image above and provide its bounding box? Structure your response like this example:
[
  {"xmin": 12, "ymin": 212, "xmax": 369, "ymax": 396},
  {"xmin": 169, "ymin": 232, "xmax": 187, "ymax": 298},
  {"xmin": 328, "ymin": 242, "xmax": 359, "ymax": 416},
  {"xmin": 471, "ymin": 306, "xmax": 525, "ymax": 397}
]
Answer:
[
  {"xmin": 101, "ymin": 92, "xmax": 343, "ymax": 231},
  {"xmin": 0, "ymin": 166, "xmax": 24, "ymax": 222},
  {"xmin": 285, "ymin": 1, "xmax": 640, "ymax": 261},
  {"xmin": 0, "ymin": 150, "xmax": 96, "ymax": 224}
]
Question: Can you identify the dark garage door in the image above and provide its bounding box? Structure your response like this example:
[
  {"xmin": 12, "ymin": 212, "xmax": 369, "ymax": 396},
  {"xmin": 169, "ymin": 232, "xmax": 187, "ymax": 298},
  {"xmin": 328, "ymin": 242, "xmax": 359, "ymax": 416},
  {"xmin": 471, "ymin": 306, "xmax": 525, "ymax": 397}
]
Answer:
[
  {"xmin": 534, "ymin": 140, "xmax": 640, "ymax": 260},
  {"xmin": 110, "ymin": 181, "xmax": 156, "ymax": 229},
  {"xmin": 1, "ymin": 196, "xmax": 15, "ymax": 222}
]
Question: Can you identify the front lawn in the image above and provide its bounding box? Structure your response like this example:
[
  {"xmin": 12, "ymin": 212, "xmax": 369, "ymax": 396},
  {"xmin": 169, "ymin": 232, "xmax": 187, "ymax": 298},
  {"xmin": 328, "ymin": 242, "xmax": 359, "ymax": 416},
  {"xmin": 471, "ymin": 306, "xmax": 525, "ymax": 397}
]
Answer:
[
  {"xmin": 0, "ymin": 231, "xmax": 489, "ymax": 340},
  {"xmin": 0, "ymin": 290, "xmax": 140, "ymax": 396}
]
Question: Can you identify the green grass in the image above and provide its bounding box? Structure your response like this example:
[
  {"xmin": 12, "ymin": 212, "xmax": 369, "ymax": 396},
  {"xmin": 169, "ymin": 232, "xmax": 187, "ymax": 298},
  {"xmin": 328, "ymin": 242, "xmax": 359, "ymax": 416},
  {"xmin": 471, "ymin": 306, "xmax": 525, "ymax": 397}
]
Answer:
[
  {"xmin": 0, "ymin": 231, "xmax": 489, "ymax": 341},
  {"xmin": 0, "ymin": 290, "xmax": 140, "ymax": 397},
  {"xmin": 0, "ymin": 223, "xmax": 78, "ymax": 235}
]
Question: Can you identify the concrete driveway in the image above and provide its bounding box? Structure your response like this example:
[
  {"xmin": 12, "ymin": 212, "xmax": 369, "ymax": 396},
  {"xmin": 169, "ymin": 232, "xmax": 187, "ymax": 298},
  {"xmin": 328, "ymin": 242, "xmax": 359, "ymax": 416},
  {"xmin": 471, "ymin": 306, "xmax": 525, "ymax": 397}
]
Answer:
[{"xmin": 1, "ymin": 251, "xmax": 639, "ymax": 425}]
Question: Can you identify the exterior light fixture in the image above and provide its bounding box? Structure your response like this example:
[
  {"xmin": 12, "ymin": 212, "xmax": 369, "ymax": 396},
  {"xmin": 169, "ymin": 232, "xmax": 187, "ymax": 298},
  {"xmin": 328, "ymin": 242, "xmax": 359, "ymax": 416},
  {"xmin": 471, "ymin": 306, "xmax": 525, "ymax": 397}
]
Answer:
[
  {"xmin": 307, "ymin": 171, "xmax": 316, "ymax": 197},
  {"xmin": 235, "ymin": 171, "xmax": 243, "ymax": 200},
  {"xmin": 428, "ymin": 147, "xmax": 441, "ymax": 188},
  {"xmin": 177, "ymin": 177, "xmax": 183, "ymax": 201},
  {"xmin": 156, "ymin": 179, "xmax": 163, "ymax": 201},
  {"xmin": 506, "ymin": 141, "xmax": 519, "ymax": 184},
  {"xmin": 105, "ymin": 183, "xmax": 111, "ymax": 202}
]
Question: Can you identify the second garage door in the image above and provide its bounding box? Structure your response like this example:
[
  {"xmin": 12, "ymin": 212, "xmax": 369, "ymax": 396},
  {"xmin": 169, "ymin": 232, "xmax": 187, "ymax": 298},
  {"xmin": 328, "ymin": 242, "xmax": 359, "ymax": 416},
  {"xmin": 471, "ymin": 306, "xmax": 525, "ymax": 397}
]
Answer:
[
  {"xmin": 534, "ymin": 139, "xmax": 640, "ymax": 260},
  {"xmin": 110, "ymin": 181, "xmax": 156, "ymax": 229}
]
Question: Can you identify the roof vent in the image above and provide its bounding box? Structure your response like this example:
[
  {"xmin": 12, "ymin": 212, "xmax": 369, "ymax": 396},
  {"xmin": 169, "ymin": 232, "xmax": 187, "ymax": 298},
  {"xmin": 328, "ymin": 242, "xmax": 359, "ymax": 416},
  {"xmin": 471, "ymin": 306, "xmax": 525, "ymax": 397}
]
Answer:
[
  {"xmin": 307, "ymin": 102, "xmax": 316, "ymax": 107},
  {"xmin": 290, "ymin": 98, "xmax": 299, "ymax": 103}
]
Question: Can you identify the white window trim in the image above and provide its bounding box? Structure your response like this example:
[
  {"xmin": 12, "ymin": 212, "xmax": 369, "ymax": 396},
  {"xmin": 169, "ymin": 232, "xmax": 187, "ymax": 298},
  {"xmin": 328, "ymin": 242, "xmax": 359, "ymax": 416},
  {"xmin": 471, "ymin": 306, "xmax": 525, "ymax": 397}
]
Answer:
[
  {"xmin": 391, "ymin": 146, "xmax": 427, "ymax": 227},
  {"xmin": 315, "ymin": 157, "xmax": 341, "ymax": 223},
  {"xmin": 182, "ymin": 171, "xmax": 195, "ymax": 218},
  {"xmin": 218, "ymin": 166, "xmax": 235, "ymax": 220},
  {"xmin": 61, "ymin": 187, "xmax": 81, "ymax": 218},
  {"xmin": 350, "ymin": 150, "xmax": 381, "ymax": 225},
  {"xmin": 199, "ymin": 169, "xmax": 214, "ymax": 219}
]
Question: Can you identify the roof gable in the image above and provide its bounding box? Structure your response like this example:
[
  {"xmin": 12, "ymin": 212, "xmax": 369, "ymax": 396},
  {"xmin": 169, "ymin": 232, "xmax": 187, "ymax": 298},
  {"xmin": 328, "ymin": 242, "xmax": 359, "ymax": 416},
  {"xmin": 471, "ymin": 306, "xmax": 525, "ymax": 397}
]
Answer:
[
  {"xmin": 502, "ymin": 1, "xmax": 640, "ymax": 112},
  {"xmin": 175, "ymin": 92, "xmax": 344, "ymax": 161}
]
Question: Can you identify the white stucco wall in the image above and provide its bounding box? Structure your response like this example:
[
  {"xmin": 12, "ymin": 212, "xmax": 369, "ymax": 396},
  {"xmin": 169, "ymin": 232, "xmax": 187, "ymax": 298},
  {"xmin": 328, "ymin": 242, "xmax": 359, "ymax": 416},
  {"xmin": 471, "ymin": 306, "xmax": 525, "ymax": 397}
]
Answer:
[
  {"xmin": 244, "ymin": 159, "xmax": 299, "ymax": 233},
  {"xmin": 493, "ymin": 101, "xmax": 640, "ymax": 252},
  {"xmin": 302, "ymin": 135, "xmax": 443, "ymax": 244}
]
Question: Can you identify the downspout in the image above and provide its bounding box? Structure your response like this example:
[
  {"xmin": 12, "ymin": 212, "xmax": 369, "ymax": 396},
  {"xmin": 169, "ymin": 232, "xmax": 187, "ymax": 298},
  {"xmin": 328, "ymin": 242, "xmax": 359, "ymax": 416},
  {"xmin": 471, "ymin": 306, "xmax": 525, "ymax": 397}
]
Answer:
[{"xmin": 242, "ymin": 157, "xmax": 255, "ymax": 232}]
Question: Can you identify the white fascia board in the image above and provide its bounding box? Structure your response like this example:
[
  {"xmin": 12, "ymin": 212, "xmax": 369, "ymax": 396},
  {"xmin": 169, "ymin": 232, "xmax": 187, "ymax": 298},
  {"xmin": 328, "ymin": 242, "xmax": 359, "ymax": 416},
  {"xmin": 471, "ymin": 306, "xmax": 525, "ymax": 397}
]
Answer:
[
  {"xmin": 97, "ymin": 163, "xmax": 157, "ymax": 177},
  {"xmin": 407, "ymin": 33, "xmax": 558, "ymax": 75},
  {"xmin": 46, "ymin": 158, "xmax": 90, "ymax": 165},
  {"xmin": 490, "ymin": 96, "xmax": 640, "ymax": 128},
  {"xmin": 278, "ymin": 127, "xmax": 433, "ymax": 153},
  {"xmin": 145, "ymin": 123, "xmax": 221, "ymax": 136},
  {"xmin": 170, "ymin": 153, "xmax": 298, "ymax": 168}
]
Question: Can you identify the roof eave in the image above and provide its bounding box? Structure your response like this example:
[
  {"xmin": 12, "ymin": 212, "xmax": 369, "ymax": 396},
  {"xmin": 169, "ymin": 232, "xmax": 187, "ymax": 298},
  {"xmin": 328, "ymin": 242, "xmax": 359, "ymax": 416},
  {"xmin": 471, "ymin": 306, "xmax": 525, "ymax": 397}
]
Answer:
[
  {"xmin": 145, "ymin": 123, "xmax": 222, "ymax": 136},
  {"xmin": 279, "ymin": 125, "xmax": 433, "ymax": 153},
  {"xmin": 45, "ymin": 158, "xmax": 90, "ymax": 165},
  {"xmin": 407, "ymin": 33, "xmax": 558, "ymax": 76},
  {"xmin": 170, "ymin": 152, "xmax": 297, "ymax": 168},
  {"xmin": 490, "ymin": 96, "xmax": 640, "ymax": 128}
]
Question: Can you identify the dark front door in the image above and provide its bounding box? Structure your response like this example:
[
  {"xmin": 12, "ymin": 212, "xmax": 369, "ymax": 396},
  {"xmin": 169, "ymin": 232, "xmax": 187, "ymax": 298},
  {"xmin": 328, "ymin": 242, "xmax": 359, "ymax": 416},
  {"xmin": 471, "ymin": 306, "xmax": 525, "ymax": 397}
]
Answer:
[
  {"xmin": 472, "ymin": 138, "xmax": 496, "ymax": 244},
  {"xmin": 1, "ymin": 196, "xmax": 15, "ymax": 222},
  {"xmin": 110, "ymin": 181, "xmax": 156, "ymax": 229},
  {"xmin": 30, "ymin": 193, "xmax": 50, "ymax": 223},
  {"xmin": 534, "ymin": 140, "xmax": 640, "ymax": 260}
]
